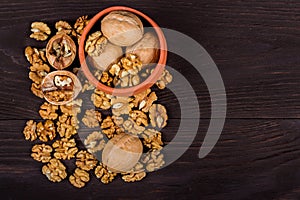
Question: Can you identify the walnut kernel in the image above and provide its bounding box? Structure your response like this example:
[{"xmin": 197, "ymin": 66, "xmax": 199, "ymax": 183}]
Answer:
[
  {"xmin": 36, "ymin": 120, "xmax": 56, "ymax": 142},
  {"xmin": 42, "ymin": 158, "xmax": 67, "ymax": 182},
  {"xmin": 52, "ymin": 138, "xmax": 78, "ymax": 160},
  {"xmin": 30, "ymin": 22, "xmax": 51, "ymax": 41},
  {"xmin": 75, "ymin": 150, "xmax": 98, "ymax": 171},
  {"xmin": 149, "ymin": 104, "xmax": 168, "ymax": 128},
  {"xmin": 84, "ymin": 131, "xmax": 106, "ymax": 154},
  {"xmin": 94, "ymin": 163, "xmax": 117, "ymax": 184},
  {"xmin": 69, "ymin": 168, "xmax": 90, "ymax": 188},
  {"xmin": 82, "ymin": 109, "xmax": 101, "ymax": 128},
  {"xmin": 23, "ymin": 120, "xmax": 37, "ymax": 141},
  {"xmin": 39, "ymin": 102, "xmax": 59, "ymax": 120},
  {"xmin": 31, "ymin": 144, "xmax": 53, "ymax": 163}
]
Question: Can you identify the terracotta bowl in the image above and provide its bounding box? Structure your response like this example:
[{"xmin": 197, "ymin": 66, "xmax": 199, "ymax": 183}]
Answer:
[{"xmin": 79, "ymin": 6, "xmax": 167, "ymax": 96}]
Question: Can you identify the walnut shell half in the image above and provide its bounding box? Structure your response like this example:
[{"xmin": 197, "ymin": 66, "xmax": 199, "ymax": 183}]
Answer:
[
  {"xmin": 101, "ymin": 11, "xmax": 144, "ymax": 46},
  {"xmin": 102, "ymin": 133, "xmax": 143, "ymax": 173},
  {"xmin": 41, "ymin": 71, "xmax": 82, "ymax": 105}
]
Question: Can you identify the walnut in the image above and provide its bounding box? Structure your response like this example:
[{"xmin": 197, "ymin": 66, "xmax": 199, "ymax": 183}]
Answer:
[
  {"xmin": 85, "ymin": 31, "xmax": 108, "ymax": 57},
  {"xmin": 101, "ymin": 116, "xmax": 124, "ymax": 139},
  {"xmin": 82, "ymin": 109, "xmax": 101, "ymax": 128},
  {"xmin": 120, "ymin": 54, "xmax": 143, "ymax": 75},
  {"xmin": 55, "ymin": 20, "xmax": 72, "ymax": 35},
  {"xmin": 102, "ymin": 133, "xmax": 143, "ymax": 173},
  {"xmin": 52, "ymin": 138, "xmax": 78, "ymax": 160},
  {"xmin": 72, "ymin": 15, "xmax": 90, "ymax": 43},
  {"xmin": 99, "ymin": 71, "xmax": 113, "ymax": 86},
  {"xmin": 126, "ymin": 32, "xmax": 159, "ymax": 65},
  {"xmin": 91, "ymin": 89, "xmax": 111, "ymax": 110},
  {"xmin": 123, "ymin": 118, "xmax": 145, "ymax": 135},
  {"xmin": 57, "ymin": 113, "xmax": 79, "ymax": 139},
  {"xmin": 36, "ymin": 120, "xmax": 56, "ymax": 142},
  {"xmin": 94, "ymin": 163, "xmax": 117, "ymax": 184},
  {"xmin": 81, "ymin": 80, "xmax": 95, "ymax": 92},
  {"xmin": 111, "ymin": 97, "xmax": 133, "ymax": 116},
  {"xmin": 60, "ymin": 99, "xmax": 82, "ymax": 116},
  {"xmin": 29, "ymin": 63, "xmax": 50, "ymax": 84},
  {"xmin": 84, "ymin": 131, "xmax": 106, "ymax": 154},
  {"xmin": 39, "ymin": 102, "xmax": 59, "ymax": 120},
  {"xmin": 142, "ymin": 129, "xmax": 163, "ymax": 150},
  {"xmin": 46, "ymin": 34, "xmax": 76, "ymax": 70},
  {"xmin": 121, "ymin": 162, "xmax": 146, "ymax": 182},
  {"xmin": 31, "ymin": 83, "xmax": 44, "ymax": 98},
  {"xmin": 129, "ymin": 110, "xmax": 148, "ymax": 126},
  {"xmin": 156, "ymin": 69, "xmax": 173, "ymax": 90},
  {"xmin": 101, "ymin": 11, "xmax": 144, "ymax": 46},
  {"xmin": 69, "ymin": 168, "xmax": 90, "ymax": 188},
  {"xmin": 115, "ymin": 74, "xmax": 140, "ymax": 88},
  {"xmin": 149, "ymin": 104, "xmax": 168, "ymax": 128},
  {"xmin": 42, "ymin": 158, "xmax": 67, "ymax": 182},
  {"xmin": 31, "ymin": 144, "xmax": 53, "ymax": 163},
  {"xmin": 141, "ymin": 150, "xmax": 165, "ymax": 172},
  {"xmin": 25, "ymin": 46, "xmax": 47, "ymax": 65},
  {"xmin": 131, "ymin": 89, "xmax": 157, "ymax": 112},
  {"xmin": 30, "ymin": 22, "xmax": 51, "ymax": 41},
  {"xmin": 23, "ymin": 120, "xmax": 37, "ymax": 141},
  {"xmin": 75, "ymin": 150, "xmax": 98, "ymax": 171}
]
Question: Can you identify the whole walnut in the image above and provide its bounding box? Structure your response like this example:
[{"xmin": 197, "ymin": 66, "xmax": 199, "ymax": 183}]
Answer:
[
  {"xmin": 90, "ymin": 42, "xmax": 123, "ymax": 71},
  {"xmin": 126, "ymin": 32, "xmax": 159, "ymax": 65},
  {"xmin": 101, "ymin": 11, "xmax": 144, "ymax": 46}
]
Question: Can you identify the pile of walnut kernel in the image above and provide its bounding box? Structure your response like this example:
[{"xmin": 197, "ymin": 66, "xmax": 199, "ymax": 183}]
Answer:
[{"xmin": 23, "ymin": 13, "xmax": 172, "ymax": 188}]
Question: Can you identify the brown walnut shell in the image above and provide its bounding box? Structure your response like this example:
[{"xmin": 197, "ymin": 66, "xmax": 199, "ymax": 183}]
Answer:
[
  {"xmin": 46, "ymin": 34, "xmax": 76, "ymax": 70},
  {"xmin": 126, "ymin": 32, "xmax": 159, "ymax": 66},
  {"xmin": 101, "ymin": 11, "xmax": 144, "ymax": 46},
  {"xmin": 102, "ymin": 133, "xmax": 143, "ymax": 173},
  {"xmin": 41, "ymin": 71, "xmax": 82, "ymax": 105}
]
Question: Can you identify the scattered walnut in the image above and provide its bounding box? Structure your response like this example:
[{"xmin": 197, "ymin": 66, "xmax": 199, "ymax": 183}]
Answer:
[
  {"xmin": 69, "ymin": 168, "xmax": 90, "ymax": 188},
  {"xmin": 100, "ymin": 71, "xmax": 114, "ymax": 86},
  {"xmin": 55, "ymin": 20, "xmax": 72, "ymax": 35},
  {"xmin": 25, "ymin": 46, "xmax": 47, "ymax": 65},
  {"xmin": 72, "ymin": 15, "xmax": 90, "ymax": 43},
  {"xmin": 60, "ymin": 99, "xmax": 82, "ymax": 116},
  {"xmin": 129, "ymin": 110, "xmax": 148, "ymax": 126},
  {"xmin": 94, "ymin": 163, "xmax": 117, "ymax": 184},
  {"xmin": 42, "ymin": 158, "xmax": 67, "ymax": 182},
  {"xmin": 141, "ymin": 150, "xmax": 165, "ymax": 172},
  {"xmin": 82, "ymin": 109, "xmax": 101, "ymax": 128},
  {"xmin": 131, "ymin": 89, "xmax": 157, "ymax": 112},
  {"xmin": 156, "ymin": 69, "xmax": 173, "ymax": 90},
  {"xmin": 149, "ymin": 104, "xmax": 168, "ymax": 128},
  {"xmin": 85, "ymin": 31, "xmax": 108, "ymax": 57},
  {"xmin": 111, "ymin": 97, "xmax": 133, "ymax": 116},
  {"xmin": 39, "ymin": 102, "xmax": 59, "ymax": 120},
  {"xmin": 30, "ymin": 22, "xmax": 51, "ymax": 41},
  {"xmin": 142, "ymin": 129, "xmax": 163, "ymax": 150},
  {"xmin": 57, "ymin": 113, "xmax": 79, "ymax": 139},
  {"xmin": 36, "ymin": 120, "xmax": 56, "ymax": 142},
  {"xmin": 52, "ymin": 138, "xmax": 78, "ymax": 160},
  {"xmin": 120, "ymin": 54, "xmax": 143, "ymax": 75},
  {"xmin": 91, "ymin": 89, "xmax": 111, "ymax": 110},
  {"xmin": 23, "ymin": 120, "xmax": 37, "ymax": 141},
  {"xmin": 29, "ymin": 63, "xmax": 50, "ymax": 84},
  {"xmin": 115, "ymin": 73, "xmax": 140, "ymax": 88},
  {"xmin": 121, "ymin": 162, "xmax": 146, "ymax": 182},
  {"xmin": 31, "ymin": 144, "xmax": 53, "ymax": 163},
  {"xmin": 101, "ymin": 116, "xmax": 124, "ymax": 139},
  {"xmin": 75, "ymin": 150, "xmax": 98, "ymax": 171},
  {"xmin": 31, "ymin": 83, "xmax": 44, "ymax": 98},
  {"xmin": 81, "ymin": 80, "xmax": 95, "ymax": 92},
  {"xmin": 123, "ymin": 118, "xmax": 145, "ymax": 135},
  {"xmin": 84, "ymin": 131, "xmax": 106, "ymax": 154}
]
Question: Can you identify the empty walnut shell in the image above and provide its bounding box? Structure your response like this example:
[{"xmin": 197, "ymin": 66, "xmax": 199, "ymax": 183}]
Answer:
[
  {"xmin": 90, "ymin": 42, "xmax": 123, "ymax": 71},
  {"xmin": 126, "ymin": 32, "xmax": 159, "ymax": 66},
  {"xmin": 46, "ymin": 34, "xmax": 76, "ymax": 70},
  {"xmin": 101, "ymin": 11, "xmax": 144, "ymax": 46},
  {"xmin": 102, "ymin": 133, "xmax": 143, "ymax": 173},
  {"xmin": 41, "ymin": 71, "xmax": 82, "ymax": 105}
]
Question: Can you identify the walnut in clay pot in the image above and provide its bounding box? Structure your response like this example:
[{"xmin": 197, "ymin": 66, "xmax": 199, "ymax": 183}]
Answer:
[
  {"xmin": 101, "ymin": 11, "xmax": 144, "ymax": 46},
  {"xmin": 126, "ymin": 32, "xmax": 159, "ymax": 66},
  {"xmin": 102, "ymin": 133, "xmax": 143, "ymax": 173}
]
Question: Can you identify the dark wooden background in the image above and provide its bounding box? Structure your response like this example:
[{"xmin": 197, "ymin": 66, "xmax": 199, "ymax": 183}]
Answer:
[{"xmin": 1, "ymin": 0, "xmax": 300, "ymax": 199}]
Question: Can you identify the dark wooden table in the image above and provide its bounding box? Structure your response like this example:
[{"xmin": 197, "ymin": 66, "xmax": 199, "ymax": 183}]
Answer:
[{"xmin": 1, "ymin": 0, "xmax": 300, "ymax": 199}]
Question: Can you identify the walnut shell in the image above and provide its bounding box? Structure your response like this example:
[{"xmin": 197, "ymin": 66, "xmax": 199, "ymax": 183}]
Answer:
[
  {"xmin": 102, "ymin": 133, "xmax": 143, "ymax": 173},
  {"xmin": 41, "ymin": 71, "xmax": 82, "ymax": 105},
  {"xmin": 90, "ymin": 42, "xmax": 123, "ymax": 71},
  {"xmin": 101, "ymin": 11, "xmax": 144, "ymax": 46},
  {"xmin": 46, "ymin": 34, "xmax": 76, "ymax": 70},
  {"xmin": 126, "ymin": 32, "xmax": 159, "ymax": 65}
]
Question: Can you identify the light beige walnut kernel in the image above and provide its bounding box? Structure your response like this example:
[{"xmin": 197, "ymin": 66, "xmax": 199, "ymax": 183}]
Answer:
[
  {"xmin": 29, "ymin": 63, "xmax": 50, "ymax": 84},
  {"xmin": 85, "ymin": 31, "xmax": 108, "ymax": 57},
  {"xmin": 69, "ymin": 168, "xmax": 90, "ymax": 188},
  {"xmin": 57, "ymin": 113, "xmax": 79, "ymax": 139},
  {"xmin": 31, "ymin": 144, "xmax": 53, "ymax": 163},
  {"xmin": 23, "ymin": 120, "xmax": 37, "ymax": 141},
  {"xmin": 75, "ymin": 150, "xmax": 98, "ymax": 171},
  {"xmin": 36, "ymin": 120, "xmax": 56, "ymax": 142},
  {"xmin": 55, "ymin": 20, "xmax": 72, "ymax": 35},
  {"xmin": 30, "ymin": 22, "xmax": 51, "ymax": 41},
  {"xmin": 84, "ymin": 131, "xmax": 106, "ymax": 154},
  {"xmin": 82, "ymin": 109, "xmax": 101, "ymax": 128},
  {"xmin": 25, "ymin": 46, "xmax": 47, "ymax": 65},
  {"xmin": 91, "ymin": 89, "xmax": 112, "ymax": 110},
  {"xmin": 60, "ymin": 99, "xmax": 82, "ymax": 116},
  {"xmin": 142, "ymin": 129, "xmax": 163, "ymax": 150},
  {"xmin": 101, "ymin": 116, "xmax": 124, "ymax": 139},
  {"xmin": 72, "ymin": 15, "xmax": 90, "ymax": 44},
  {"xmin": 141, "ymin": 150, "xmax": 165, "ymax": 172},
  {"xmin": 42, "ymin": 158, "xmax": 67, "ymax": 182},
  {"xmin": 111, "ymin": 97, "xmax": 133, "ymax": 116},
  {"xmin": 121, "ymin": 162, "xmax": 146, "ymax": 182},
  {"xmin": 123, "ymin": 118, "xmax": 145, "ymax": 135},
  {"xmin": 39, "ymin": 102, "xmax": 59, "ymax": 120},
  {"xmin": 52, "ymin": 138, "xmax": 78, "ymax": 160},
  {"xmin": 156, "ymin": 69, "xmax": 173, "ymax": 90},
  {"xmin": 149, "ymin": 104, "xmax": 168, "ymax": 128},
  {"xmin": 129, "ymin": 110, "xmax": 148, "ymax": 126},
  {"xmin": 131, "ymin": 89, "xmax": 157, "ymax": 112},
  {"xmin": 94, "ymin": 163, "xmax": 117, "ymax": 184}
]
